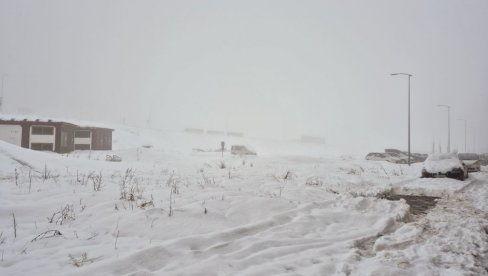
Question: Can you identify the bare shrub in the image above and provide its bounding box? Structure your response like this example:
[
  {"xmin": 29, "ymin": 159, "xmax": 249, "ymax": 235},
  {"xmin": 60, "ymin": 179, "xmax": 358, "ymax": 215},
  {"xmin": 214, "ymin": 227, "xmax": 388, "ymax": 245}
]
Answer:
[
  {"xmin": 69, "ymin": 252, "xmax": 98, "ymax": 267},
  {"xmin": 42, "ymin": 164, "xmax": 53, "ymax": 181},
  {"xmin": 120, "ymin": 168, "xmax": 135, "ymax": 200},
  {"xmin": 139, "ymin": 199, "xmax": 154, "ymax": 209},
  {"xmin": 273, "ymin": 170, "xmax": 296, "ymax": 182},
  {"xmin": 14, "ymin": 169, "xmax": 19, "ymax": 186},
  {"xmin": 90, "ymin": 171, "xmax": 103, "ymax": 191},
  {"xmin": 28, "ymin": 169, "xmax": 33, "ymax": 193},
  {"xmin": 305, "ymin": 176, "xmax": 323, "ymax": 186},
  {"xmin": 11, "ymin": 213, "xmax": 16, "ymax": 239},
  {"xmin": 168, "ymin": 177, "xmax": 181, "ymax": 217},
  {"xmin": 201, "ymin": 173, "xmax": 212, "ymax": 185},
  {"xmin": 31, "ymin": 230, "xmax": 62, "ymax": 242},
  {"xmin": 127, "ymin": 180, "xmax": 145, "ymax": 202},
  {"xmin": 47, "ymin": 205, "xmax": 76, "ymax": 225}
]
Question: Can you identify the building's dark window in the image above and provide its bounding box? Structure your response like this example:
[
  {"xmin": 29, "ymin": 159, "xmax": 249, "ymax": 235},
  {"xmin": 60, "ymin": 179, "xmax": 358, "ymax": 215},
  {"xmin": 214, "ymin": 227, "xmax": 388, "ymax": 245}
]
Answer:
[
  {"xmin": 75, "ymin": 130, "xmax": 91, "ymax": 138},
  {"xmin": 31, "ymin": 143, "xmax": 54, "ymax": 151},
  {"xmin": 74, "ymin": 144, "xmax": 90, "ymax": 150},
  {"xmin": 31, "ymin": 126, "xmax": 54, "ymax": 135}
]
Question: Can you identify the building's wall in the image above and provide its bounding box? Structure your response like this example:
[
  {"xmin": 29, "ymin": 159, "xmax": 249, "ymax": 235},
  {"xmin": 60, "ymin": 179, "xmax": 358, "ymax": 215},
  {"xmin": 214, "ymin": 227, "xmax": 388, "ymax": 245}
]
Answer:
[
  {"xmin": 74, "ymin": 137, "xmax": 91, "ymax": 145},
  {"xmin": 59, "ymin": 125, "xmax": 76, "ymax": 153},
  {"xmin": 0, "ymin": 124, "xmax": 22, "ymax": 146},
  {"xmin": 0, "ymin": 120, "xmax": 113, "ymax": 153},
  {"xmin": 21, "ymin": 125, "xmax": 30, "ymax": 148},
  {"xmin": 91, "ymin": 129, "xmax": 112, "ymax": 150},
  {"xmin": 74, "ymin": 130, "xmax": 92, "ymax": 150},
  {"xmin": 29, "ymin": 125, "xmax": 56, "ymax": 151}
]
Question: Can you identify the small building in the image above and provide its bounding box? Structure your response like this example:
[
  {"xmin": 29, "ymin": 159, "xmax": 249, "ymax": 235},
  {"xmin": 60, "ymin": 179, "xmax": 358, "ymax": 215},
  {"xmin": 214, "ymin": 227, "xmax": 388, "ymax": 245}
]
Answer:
[
  {"xmin": 300, "ymin": 135, "xmax": 325, "ymax": 144},
  {"xmin": 0, "ymin": 119, "xmax": 113, "ymax": 153},
  {"xmin": 227, "ymin": 131, "xmax": 244, "ymax": 137},
  {"xmin": 184, "ymin": 128, "xmax": 205, "ymax": 135},
  {"xmin": 206, "ymin": 130, "xmax": 226, "ymax": 136}
]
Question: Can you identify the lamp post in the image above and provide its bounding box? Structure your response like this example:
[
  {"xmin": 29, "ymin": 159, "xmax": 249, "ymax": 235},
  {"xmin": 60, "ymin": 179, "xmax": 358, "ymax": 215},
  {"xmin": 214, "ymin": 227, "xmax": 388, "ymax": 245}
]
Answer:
[
  {"xmin": 0, "ymin": 75, "xmax": 5, "ymax": 113},
  {"xmin": 391, "ymin": 73, "xmax": 412, "ymax": 166},
  {"xmin": 438, "ymin": 105, "xmax": 451, "ymax": 153},
  {"xmin": 457, "ymin": 118, "xmax": 467, "ymax": 153}
]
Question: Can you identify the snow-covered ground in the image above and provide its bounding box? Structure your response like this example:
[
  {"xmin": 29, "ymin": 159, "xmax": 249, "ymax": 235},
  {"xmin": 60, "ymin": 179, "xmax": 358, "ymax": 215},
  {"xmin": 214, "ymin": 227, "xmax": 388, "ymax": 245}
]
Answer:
[{"xmin": 0, "ymin": 123, "xmax": 487, "ymax": 275}]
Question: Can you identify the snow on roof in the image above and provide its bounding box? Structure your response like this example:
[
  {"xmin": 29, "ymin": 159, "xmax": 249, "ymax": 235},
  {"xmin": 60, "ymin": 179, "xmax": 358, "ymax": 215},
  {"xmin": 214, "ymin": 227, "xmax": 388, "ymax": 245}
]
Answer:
[
  {"xmin": 424, "ymin": 153, "xmax": 463, "ymax": 173},
  {"xmin": 0, "ymin": 114, "xmax": 113, "ymax": 130},
  {"xmin": 458, "ymin": 153, "xmax": 479, "ymax": 160}
]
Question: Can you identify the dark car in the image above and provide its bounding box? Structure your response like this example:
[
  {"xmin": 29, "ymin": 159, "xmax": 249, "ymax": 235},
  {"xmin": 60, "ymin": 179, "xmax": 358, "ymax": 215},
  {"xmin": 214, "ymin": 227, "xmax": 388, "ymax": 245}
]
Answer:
[{"xmin": 421, "ymin": 153, "xmax": 468, "ymax": 181}]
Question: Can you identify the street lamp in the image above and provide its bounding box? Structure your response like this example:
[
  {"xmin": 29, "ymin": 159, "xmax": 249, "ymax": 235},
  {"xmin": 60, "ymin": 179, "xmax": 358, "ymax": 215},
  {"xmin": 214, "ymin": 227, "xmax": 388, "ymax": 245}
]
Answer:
[
  {"xmin": 457, "ymin": 118, "xmax": 467, "ymax": 153},
  {"xmin": 391, "ymin": 73, "xmax": 412, "ymax": 166},
  {"xmin": 437, "ymin": 105, "xmax": 451, "ymax": 153},
  {"xmin": 0, "ymin": 75, "xmax": 5, "ymax": 113}
]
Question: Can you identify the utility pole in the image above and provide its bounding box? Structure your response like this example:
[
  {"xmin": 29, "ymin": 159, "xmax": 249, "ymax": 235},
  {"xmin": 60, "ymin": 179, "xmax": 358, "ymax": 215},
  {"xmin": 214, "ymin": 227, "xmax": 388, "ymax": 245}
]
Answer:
[
  {"xmin": 438, "ymin": 105, "xmax": 451, "ymax": 153},
  {"xmin": 391, "ymin": 73, "xmax": 412, "ymax": 165},
  {"xmin": 0, "ymin": 75, "xmax": 5, "ymax": 113},
  {"xmin": 457, "ymin": 118, "xmax": 467, "ymax": 153}
]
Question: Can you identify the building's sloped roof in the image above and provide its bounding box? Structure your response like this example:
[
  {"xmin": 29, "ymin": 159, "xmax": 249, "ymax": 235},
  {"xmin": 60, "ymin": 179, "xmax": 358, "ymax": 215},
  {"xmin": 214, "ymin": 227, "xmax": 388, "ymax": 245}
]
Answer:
[{"xmin": 0, "ymin": 114, "xmax": 114, "ymax": 131}]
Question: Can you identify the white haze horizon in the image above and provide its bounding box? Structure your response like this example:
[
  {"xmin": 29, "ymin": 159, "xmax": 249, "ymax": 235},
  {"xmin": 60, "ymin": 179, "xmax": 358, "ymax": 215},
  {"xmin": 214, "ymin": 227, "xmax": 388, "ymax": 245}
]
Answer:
[{"xmin": 1, "ymin": 0, "xmax": 487, "ymax": 154}]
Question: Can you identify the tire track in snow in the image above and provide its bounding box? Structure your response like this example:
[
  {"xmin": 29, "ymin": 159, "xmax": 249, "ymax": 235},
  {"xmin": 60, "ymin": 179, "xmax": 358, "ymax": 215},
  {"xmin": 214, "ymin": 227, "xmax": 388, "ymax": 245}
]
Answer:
[
  {"xmin": 72, "ymin": 198, "xmax": 407, "ymax": 275},
  {"xmin": 349, "ymin": 175, "xmax": 488, "ymax": 275}
]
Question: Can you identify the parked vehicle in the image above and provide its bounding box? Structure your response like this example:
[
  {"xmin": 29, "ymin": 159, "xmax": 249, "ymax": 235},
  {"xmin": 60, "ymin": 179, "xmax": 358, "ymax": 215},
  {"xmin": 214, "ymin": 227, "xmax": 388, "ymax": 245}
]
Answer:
[
  {"xmin": 106, "ymin": 154, "xmax": 122, "ymax": 162},
  {"xmin": 478, "ymin": 153, "xmax": 488, "ymax": 166},
  {"xmin": 230, "ymin": 145, "xmax": 256, "ymax": 155},
  {"xmin": 421, "ymin": 153, "xmax": 468, "ymax": 180},
  {"xmin": 458, "ymin": 153, "xmax": 481, "ymax": 172},
  {"xmin": 365, "ymin": 149, "xmax": 427, "ymax": 164}
]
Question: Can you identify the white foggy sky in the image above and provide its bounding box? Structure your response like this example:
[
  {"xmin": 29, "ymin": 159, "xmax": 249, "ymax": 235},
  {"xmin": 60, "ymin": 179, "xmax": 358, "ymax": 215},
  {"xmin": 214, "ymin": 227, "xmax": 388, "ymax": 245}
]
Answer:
[{"xmin": 1, "ymin": 0, "xmax": 487, "ymax": 152}]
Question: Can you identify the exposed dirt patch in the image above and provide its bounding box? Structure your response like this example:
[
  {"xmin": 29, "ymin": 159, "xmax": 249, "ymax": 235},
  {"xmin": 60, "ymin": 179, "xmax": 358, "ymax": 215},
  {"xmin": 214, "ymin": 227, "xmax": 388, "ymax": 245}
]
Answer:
[{"xmin": 382, "ymin": 194, "xmax": 440, "ymax": 216}]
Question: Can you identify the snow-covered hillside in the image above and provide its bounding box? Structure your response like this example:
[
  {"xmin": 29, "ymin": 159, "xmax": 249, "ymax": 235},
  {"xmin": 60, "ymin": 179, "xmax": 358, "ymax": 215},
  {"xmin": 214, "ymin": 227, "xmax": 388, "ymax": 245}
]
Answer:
[{"xmin": 0, "ymin": 121, "xmax": 487, "ymax": 275}]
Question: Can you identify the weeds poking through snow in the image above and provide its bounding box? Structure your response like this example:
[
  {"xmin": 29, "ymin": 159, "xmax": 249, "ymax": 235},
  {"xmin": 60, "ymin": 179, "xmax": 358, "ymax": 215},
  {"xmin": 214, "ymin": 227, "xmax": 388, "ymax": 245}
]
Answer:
[
  {"xmin": 28, "ymin": 168, "xmax": 32, "ymax": 193},
  {"xmin": 69, "ymin": 252, "xmax": 98, "ymax": 267},
  {"xmin": 305, "ymin": 176, "xmax": 324, "ymax": 186},
  {"xmin": 42, "ymin": 164, "xmax": 53, "ymax": 181},
  {"xmin": 138, "ymin": 195, "xmax": 154, "ymax": 209},
  {"xmin": 274, "ymin": 170, "xmax": 295, "ymax": 183},
  {"xmin": 169, "ymin": 182, "xmax": 174, "ymax": 217},
  {"xmin": 168, "ymin": 178, "xmax": 180, "ymax": 217},
  {"xmin": 380, "ymin": 165, "xmax": 389, "ymax": 178},
  {"xmin": 31, "ymin": 230, "xmax": 62, "ymax": 242},
  {"xmin": 120, "ymin": 168, "xmax": 135, "ymax": 200},
  {"xmin": 47, "ymin": 205, "xmax": 76, "ymax": 225},
  {"xmin": 284, "ymin": 170, "xmax": 292, "ymax": 180},
  {"xmin": 11, "ymin": 213, "xmax": 16, "ymax": 239},
  {"xmin": 86, "ymin": 232, "xmax": 98, "ymax": 240},
  {"xmin": 114, "ymin": 230, "xmax": 119, "ymax": 250},
  {"xmin": 90, "ymin": 171, "xmax": 103, "ymax": 191},
  {"xmin": 79, "ymin": 198, "xmax": 86, "ymax": 212},
  {"xmin": 14, "ymin": 168, "xmax": 18, "ymax": 186},
  {"xmin": 201, "ymin": 173, "xmax": 212, "ymax": 185}
]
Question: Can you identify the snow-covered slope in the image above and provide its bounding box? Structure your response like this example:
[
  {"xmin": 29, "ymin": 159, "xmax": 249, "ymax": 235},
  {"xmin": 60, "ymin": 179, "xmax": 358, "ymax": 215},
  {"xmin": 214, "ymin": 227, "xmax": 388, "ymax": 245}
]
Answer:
[{"xmin": 0, "ymin": 119, "xmax": 487, "ymax": 275}]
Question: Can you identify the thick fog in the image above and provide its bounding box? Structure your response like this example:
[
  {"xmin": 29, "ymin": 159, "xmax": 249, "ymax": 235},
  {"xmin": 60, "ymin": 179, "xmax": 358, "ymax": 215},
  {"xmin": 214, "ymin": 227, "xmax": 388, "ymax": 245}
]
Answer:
[{"xmin": 1, "ymin": 0, "xmax": 487, "ymax": 153}]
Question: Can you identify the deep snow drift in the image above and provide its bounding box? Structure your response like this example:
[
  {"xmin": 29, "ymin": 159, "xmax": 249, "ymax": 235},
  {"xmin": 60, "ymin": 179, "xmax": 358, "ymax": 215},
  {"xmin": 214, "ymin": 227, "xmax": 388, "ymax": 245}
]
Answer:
[{"xmin": 0, "ymin": 123, "xmax": 487, "ymax": 275}]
